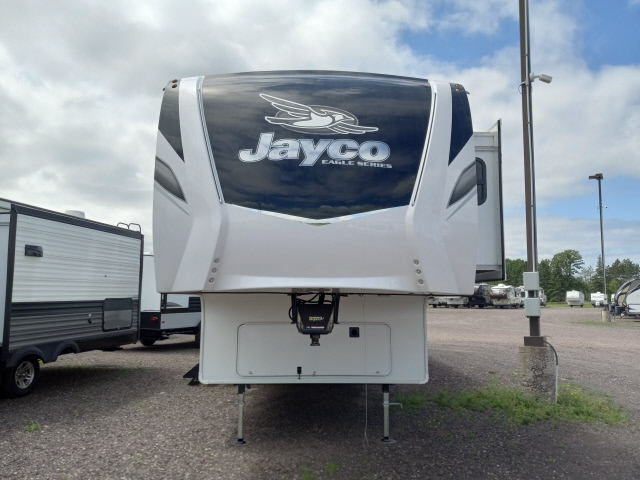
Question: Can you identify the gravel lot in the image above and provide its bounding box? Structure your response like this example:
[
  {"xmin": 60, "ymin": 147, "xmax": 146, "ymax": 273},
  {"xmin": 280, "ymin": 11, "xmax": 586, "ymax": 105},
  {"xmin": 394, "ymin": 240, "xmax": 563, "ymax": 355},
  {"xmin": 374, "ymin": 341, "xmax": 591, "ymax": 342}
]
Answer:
[{"xmin": 1, "ymin": 306, "xmax": 639, "ymax": 479}]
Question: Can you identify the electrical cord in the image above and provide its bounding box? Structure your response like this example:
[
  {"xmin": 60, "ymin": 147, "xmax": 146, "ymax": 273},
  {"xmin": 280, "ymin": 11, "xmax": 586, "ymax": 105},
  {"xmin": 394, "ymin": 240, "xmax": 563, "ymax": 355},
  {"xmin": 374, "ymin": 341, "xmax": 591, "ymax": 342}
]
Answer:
[
  {"xmin": 543, "ymin": 339, "xmax": 559, "ymax": 404},
  {"xmin": 361, "ymin": 294, "xmax": 369, "ymax": 448}
]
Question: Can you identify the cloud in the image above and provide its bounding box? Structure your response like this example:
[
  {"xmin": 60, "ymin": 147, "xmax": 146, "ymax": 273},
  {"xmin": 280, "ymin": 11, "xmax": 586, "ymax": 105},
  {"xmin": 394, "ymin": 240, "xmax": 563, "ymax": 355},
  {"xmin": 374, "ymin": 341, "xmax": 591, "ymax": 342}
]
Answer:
[
  {"xmin": 504, "ymin": 214, "xmax": 640, "ymax": 266},
  {"xmin": 0, "ymin": 0, "xmax": 638, "ymax": 263}
]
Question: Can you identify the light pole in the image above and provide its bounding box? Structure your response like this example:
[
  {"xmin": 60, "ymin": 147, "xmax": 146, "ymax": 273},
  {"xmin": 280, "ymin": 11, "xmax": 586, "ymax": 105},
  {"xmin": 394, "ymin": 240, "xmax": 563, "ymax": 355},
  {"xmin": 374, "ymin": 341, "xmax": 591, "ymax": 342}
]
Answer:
[
  {"xmin": 589, "ymin": 173, "xmax": 606, "ymax": 303},
  {"xmin": 519, "ymin": 0, "xmax": 552, "ymax": 343}
]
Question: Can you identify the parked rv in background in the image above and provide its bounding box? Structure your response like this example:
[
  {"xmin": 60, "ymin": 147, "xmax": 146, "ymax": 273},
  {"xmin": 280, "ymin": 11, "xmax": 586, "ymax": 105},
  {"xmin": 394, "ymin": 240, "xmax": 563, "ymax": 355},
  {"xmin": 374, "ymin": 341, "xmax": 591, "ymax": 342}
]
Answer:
[
  {"xmin": 441, "ymin": 296, "xmax": 469, "ymax": 308},
  {"xmin": 140, "ymin": 254, "xmax": 201, "ymax": 346},
  {"xmin": 590, "ymin": 292, "xmax": 606, "ymax": 307},
  {"xmin": 427, "ymin": 296, "xmax": 447, "ymax": 308},
  {"xmin": 610, "ymin": 279, "xmax": 640, "ymax": 317},
  {"xmin": 539, "ymin": 288, "xmax": 547, "ymax": 306},
  {"xmin": 515, "ymin": 286, "xmax": 525, "ymax": 308},
  {"xmin": 0, "ymin": 199, "xmax": 143, "ymax": 397},
  {"xmin": 468, "ymin": 284, "xmax": 492, "ymax": 308},
  {"xmin": 566, "ymin": 290, "xmax": 585, "ymax": 307},
  {"xmin": 490, "ymin": 284, "xmax": 518, "ymax": 309}
]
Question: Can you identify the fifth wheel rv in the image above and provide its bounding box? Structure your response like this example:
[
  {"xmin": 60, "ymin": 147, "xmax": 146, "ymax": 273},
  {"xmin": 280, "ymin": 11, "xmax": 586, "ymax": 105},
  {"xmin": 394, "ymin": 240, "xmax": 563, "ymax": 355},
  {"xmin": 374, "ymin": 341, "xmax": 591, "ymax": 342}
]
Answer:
[
  {"xmin": 610, "ymin": 278, "xmax": 640, "ymax": 317},
  {"xmin": 152, "ymin": 71, "xmax": 505, "ymax": 441},
  {"xmin": 490, "ymin": 284, "xmax": 518, "ymax": 308},
  {"xmin": 0, "ymin": 199, "xmax": 143, "ymax": 397}
]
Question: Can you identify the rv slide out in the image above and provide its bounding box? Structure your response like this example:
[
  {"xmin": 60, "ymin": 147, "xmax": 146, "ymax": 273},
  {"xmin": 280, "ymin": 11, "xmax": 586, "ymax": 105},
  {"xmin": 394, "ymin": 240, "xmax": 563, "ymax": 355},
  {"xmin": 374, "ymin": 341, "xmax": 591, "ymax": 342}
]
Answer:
[
  {"xmin": 0, "ymin": 199, "xmax": 143, "ymax": 397},
  {"xmin": 152, "ymin": 71, "xmax": 504, "ymax": 441}
]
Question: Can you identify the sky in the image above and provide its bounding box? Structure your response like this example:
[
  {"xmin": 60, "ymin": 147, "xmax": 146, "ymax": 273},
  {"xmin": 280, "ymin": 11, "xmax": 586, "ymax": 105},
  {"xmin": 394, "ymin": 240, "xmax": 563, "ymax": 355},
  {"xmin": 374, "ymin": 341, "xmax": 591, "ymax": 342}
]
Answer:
[{"xmin": 1, "ymin": 0, "xmax": 639, "ymax": 269}]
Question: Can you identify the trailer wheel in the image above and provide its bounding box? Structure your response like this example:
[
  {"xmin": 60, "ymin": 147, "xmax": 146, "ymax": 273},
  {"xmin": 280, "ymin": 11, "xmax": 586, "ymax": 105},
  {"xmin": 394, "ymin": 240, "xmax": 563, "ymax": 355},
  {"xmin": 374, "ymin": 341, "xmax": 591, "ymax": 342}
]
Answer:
[
  {"xmin": 2, "ymin": 356, "xmax": 40, "ymax": 398},
  {"xmin": 140, "ymin": 338, "xmax": 156, "ymax": 347}
]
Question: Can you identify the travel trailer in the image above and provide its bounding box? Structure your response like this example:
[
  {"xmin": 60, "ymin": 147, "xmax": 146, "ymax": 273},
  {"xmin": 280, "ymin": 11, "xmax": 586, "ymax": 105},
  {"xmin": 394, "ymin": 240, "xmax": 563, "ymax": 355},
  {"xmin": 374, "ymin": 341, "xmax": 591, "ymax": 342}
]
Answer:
[
  {"xmin": 441, "ymin": 296, "xmax": 469, "ymax": 308},
  {"xmin": 539, "ymin": 288, "xmax": 547, "ymax": 306},
  {"xmin": 139, "ymin": 254, "xmax": 201, "ymax": 346},
  {"xmin": 152, "ymin": 71, "xmax": 505, "ymax": 442},
  {"xmin": 0, "ymin": 199, "xmax": 143, "ymax": 397},
  {"xmin": 515, "ymin": 286, "xmax": 525, "ymax": 308},
  {"xmin": 490, "ymin": 284, "xmax": 518, "ymax": 308},
  {"xmin": 468, "ymin": 284, "xmax": 492, "ymax": 308},
  {"xmin": 427, "ymin": 296, "xmax": 447, "ymax": 308},
  {"xmin": 611, "ymin": 279, "xmax": 640, "ymax": 317},
  {"xmin": 590, "ymin": 291, "xmax": 606, "ymax": 307},
  {"xmin": 566, "ymin": 290, "xmax": 585, "ymax": 307}
]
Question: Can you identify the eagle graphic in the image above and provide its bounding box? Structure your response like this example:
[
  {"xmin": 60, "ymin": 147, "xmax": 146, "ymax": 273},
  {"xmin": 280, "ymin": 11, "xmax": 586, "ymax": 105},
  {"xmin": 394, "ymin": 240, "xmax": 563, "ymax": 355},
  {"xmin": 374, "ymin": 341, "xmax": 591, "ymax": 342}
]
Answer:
[{"xmin": 259, "ymin": 93, "xmax": 378, "ymax": 135}]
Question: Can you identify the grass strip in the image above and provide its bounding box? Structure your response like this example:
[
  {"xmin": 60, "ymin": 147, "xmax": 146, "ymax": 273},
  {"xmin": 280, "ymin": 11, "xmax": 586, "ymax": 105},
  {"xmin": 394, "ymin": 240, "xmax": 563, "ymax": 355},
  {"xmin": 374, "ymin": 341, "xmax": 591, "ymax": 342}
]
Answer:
[{"xmin": 395, "ymin": 382, "xmax": 627, "ymax": 426}]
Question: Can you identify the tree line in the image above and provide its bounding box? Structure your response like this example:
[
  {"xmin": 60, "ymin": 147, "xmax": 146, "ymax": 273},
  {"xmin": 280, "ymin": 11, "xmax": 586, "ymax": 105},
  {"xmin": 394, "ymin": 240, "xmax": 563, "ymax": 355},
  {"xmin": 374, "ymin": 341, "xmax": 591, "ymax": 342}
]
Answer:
[{"xmin": 496, "ymin": 250, "xmax": 640, "ymax": 303}]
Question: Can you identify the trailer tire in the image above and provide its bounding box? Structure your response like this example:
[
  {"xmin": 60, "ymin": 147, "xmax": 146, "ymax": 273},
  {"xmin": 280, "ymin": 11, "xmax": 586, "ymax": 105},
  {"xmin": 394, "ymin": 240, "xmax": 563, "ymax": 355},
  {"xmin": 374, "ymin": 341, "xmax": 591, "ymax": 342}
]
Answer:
[
  {"xmin": 140, "ymin": 338, "xmax": 156, "ymax": 347},
  {"xmin": 194, "ymin": 328, "xmax": 201, "ymax": 346},
  {"xmin": 2, "ymin": 356, "xmax": 40, "ymax": 398}
]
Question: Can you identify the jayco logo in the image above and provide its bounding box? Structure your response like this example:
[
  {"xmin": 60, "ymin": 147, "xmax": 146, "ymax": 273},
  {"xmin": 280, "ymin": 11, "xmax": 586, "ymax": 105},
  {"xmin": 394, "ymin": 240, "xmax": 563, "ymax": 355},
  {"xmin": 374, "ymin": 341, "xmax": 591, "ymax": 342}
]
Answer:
[
  {"xmin": 237, "ymin": 94, "xmax": 391, "ymax": 168},
  {"xmin": 259, "ymin": 94, "xmax": 378, "ymax": 135}
]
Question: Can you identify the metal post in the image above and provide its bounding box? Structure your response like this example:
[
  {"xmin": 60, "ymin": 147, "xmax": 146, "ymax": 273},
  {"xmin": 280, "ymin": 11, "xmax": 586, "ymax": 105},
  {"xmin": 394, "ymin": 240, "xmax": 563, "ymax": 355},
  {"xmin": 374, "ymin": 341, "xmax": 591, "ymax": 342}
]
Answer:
[
  {"xmin": 598, "ymin": 178, "xmax": 607, "ymax": 301},
  {"xmin": 381, "ymin": 384, "xmax": 396, "ymax": 443},
  {"xmin": 589, "ymin": 174, "xmax": 606, "ymax": 303},
  {"xmin": 236, "ymin": 384, "xmax": 246, "ymax": 445},
  {"xmin": 519, "ymin": 0, "xmax": 541, "ymax": 338}
]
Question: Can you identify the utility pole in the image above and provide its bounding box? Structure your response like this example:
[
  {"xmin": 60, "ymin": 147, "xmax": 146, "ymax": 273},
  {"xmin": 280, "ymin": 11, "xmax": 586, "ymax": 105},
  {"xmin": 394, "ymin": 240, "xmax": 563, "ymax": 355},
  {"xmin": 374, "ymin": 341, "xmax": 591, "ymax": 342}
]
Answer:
[
  {"xmin": 589, "ymin": 173, "xmax": 606, "ymax": 302},
  {"xmin": 518, "ymin": 0, "xmax": 557, "ymax": 402},
  {"xmin": 520, "ymin": 0, "xmax": 549, "ymax": 342}
]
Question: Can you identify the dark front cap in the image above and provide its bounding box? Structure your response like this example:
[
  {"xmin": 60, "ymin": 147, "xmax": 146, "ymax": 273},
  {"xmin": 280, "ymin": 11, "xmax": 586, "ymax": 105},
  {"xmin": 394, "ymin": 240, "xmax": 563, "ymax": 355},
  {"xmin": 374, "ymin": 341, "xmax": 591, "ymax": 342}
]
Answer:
[{"xmin": 201, "ymin": 71, "xmax": 432, "ymax": 220}]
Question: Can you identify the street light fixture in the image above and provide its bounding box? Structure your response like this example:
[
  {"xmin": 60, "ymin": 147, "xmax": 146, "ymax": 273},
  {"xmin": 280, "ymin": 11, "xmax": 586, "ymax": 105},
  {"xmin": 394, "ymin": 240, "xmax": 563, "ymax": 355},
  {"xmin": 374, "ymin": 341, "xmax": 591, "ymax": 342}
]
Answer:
[{"xmin": 589, "ymin": 173, "xmax": 606, "ymax": 304}]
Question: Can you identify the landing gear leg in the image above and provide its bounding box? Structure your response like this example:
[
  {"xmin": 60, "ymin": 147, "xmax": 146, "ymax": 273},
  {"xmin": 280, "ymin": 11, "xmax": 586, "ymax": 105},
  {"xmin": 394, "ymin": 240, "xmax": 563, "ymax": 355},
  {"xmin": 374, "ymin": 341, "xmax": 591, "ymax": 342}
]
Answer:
[
  {"xmin": 236, "ymin": 384, "xmax": 247, "ymax": 445},
  {"xmin": 382, "ymin": 384, "xmax": 402, "ymax": 443}
]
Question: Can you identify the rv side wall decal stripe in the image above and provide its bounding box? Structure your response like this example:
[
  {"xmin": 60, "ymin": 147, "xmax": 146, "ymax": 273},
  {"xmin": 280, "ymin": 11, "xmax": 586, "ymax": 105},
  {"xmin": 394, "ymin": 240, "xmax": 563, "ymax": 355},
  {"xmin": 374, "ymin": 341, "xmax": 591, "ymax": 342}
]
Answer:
[
  {"xmin": 8, "ymin": 299, "xmax": 139, "ymax": 353},
  {"xmin": 158, "ymin": 79, "xmax": 184, "ymax": 161}
]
